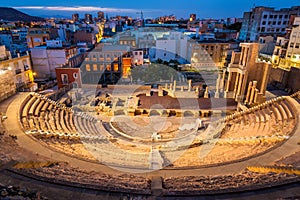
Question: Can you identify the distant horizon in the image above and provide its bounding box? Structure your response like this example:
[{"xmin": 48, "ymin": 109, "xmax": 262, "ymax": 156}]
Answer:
[{"xmin": 1, "ymin": 0, "xmax": 300, "ymax": 20}]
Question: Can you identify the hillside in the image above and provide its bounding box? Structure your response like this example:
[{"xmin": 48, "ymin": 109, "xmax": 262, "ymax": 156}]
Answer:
[{"xmin": 0, "ymin": 7, "xmax": 44, "ymax": 22}]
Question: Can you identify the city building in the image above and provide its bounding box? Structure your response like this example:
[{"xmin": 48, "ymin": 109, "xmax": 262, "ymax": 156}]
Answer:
[
  {"xmin": 271, "ymin": 17, "xmax": 300, "ymax": 71},
  {"xmin": 187, "ymin": 41, "xmax": 229, "ymax": 69},
  {"xmin": 189, "ymin": 14, "xmax": 196, "ymax": 22},
  {"xmin": 268, "ymin": 17, "xmax": 300, "ymax": 93},
  {"xmin": 26, "ymin": 28, "xmax": 59, "ymax": 48},
  {"xmin": 30, "ymin": 41, "xmax": 78, "ymax": 79},
  {"xmin": 258, "ymin": 35, "xmax": 276, "ymax": 59},
  {"xmin": 155, "ymin": 31, "xmax": 188, "ymax": 62},
  {"xmin": 55, "ymin": 67, "xmax": 82, "ymax": 89},
  {"xmin": 131, "ymin": 50, "xmax": 144, "ymax": 66},
  {"xmin": 118, "ymin": 34, "xmax": 137, "ymax": 49},
  {"xmin": 97, "ymin": 11, "xmax": 105, "ymax": 21},
  {"xmin": 72, "ymin": 13, "xmax": 79, "ymax": 22},
  {"xmin": 239, "ymin": 6, "xmax": 300, "ymax": 42},
  {"xmin": 81, "ymin": 43, "xmax": 130, "ymax": 84},
  {"xmin": 0, "ymin": 45, "xmax": 36, "ymax": 101},
  {"xmin": 84, "ymin": 14, "xmax": 93, "ymax": 23}
]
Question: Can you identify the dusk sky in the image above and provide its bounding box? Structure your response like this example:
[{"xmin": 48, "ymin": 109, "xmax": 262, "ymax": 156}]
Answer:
[{"xmin": 1, "ymin": 0, "xmax": 300, "ymax": 19}]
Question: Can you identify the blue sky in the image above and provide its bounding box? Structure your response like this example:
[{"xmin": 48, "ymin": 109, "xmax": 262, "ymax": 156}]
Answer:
[{"xmin": 2, "ymin": 0, "xmax": 300, "ymax": 19}]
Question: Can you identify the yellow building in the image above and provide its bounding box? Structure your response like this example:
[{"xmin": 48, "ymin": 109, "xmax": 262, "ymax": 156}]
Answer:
[
  {"xmin": 188, "ymin": 41, "xmax": 229, "ymax": 69},
  {"xmin": 0, "ymin": 46, "xmax": 36, "ymax": 101},
  {"xmin": 272, "ymin": 17, "xmax": 300, "ymax": 71}
]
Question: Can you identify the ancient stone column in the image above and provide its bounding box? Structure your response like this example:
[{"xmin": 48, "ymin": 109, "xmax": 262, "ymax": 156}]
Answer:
[
  {"xmin": 236, "ymin": 74, "xmax": 244, "ymax": 101},
  {"xmin": 254, "ymin": 89, "xmax": 259, "ymax": 103},
  {"xmin": 215, "ymin": 72, "xmax": 221, "ymax": 98},
  {"xmin": 245, "ymin": 81, "xmax": 253, "ymax": 104},
  {"xmin": 173, "ymin": 80, "xmax": 177, "ymax": 91},
  {"xmin": 204, "ymin": 87, "xmax": 209, "ymax": 98},
  {"xmin": 188, "ymin": 80, "xmax": 192, "ymax": 92},
  {"xmin": 220, "ymin": 69, "xmax": 226, "ymax": 93},
  {"xmin": 249, "ymin": 81, "xmax": 257, "ymax": 105},
  {"xmin": 233, "ymin": 73, "xmax": 240, "ymax": 96},
  {"xmin": 225, "ymin": 72, "xmax": 232, "ymax": 93}
]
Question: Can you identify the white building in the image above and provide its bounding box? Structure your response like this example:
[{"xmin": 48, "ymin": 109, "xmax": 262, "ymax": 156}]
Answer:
[
  {"xmin": 132, "ymin": 50, "xmax": 144, "ymax": 66},
  {"xmin": 31, "ymin": 45, "xmax": 78, "ymax": 79},
  {"xmin": 239, "ymin": 6, "xmax": 300, "ymax": 42},
  {"xmin": 155, "ymin": 32, "xmax": 188, "ymax": 61}
]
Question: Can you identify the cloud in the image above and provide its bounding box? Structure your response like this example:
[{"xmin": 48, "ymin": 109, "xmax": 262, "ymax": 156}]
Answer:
[{"xmin": 13, "ymin": 6, "xmax": 140, "ymax": 13}]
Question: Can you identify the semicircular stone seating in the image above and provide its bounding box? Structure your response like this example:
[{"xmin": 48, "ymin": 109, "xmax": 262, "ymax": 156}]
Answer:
[
  {"xmin": 19, "ymin": 92, "xmax": 104, "ymax": 141},
  {"xmin": 19, "ymin": 92, "xmax": 299, "ymax": 169},
  {"xmin": 19, "ymin": 92, "xmax": 151, "ymax": 169},
  {"xmin": 157, "ymin": 95, "xmax": 298, "ymax": 168}
]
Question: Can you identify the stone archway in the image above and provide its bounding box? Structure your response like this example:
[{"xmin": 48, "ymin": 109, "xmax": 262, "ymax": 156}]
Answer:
[
  {"xmin": 183, "ymin": 111, "xmax": 195, "ymax": 117},
  {"xmin": 149, "ymin": 110, "xmax": 161, "ymax": 116}
]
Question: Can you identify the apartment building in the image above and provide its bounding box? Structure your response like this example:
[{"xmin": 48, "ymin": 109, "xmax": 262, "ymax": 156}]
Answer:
[
  {"xmin": 187, "ymin": 41, "xmax": 229, "ymax": 69},
  {"xmin": 81, "ymin": 44, "xmax": 130, "ymax": 84},
  {"xmin": 239, "ymin": 6, "xmax": 300, "ymax": 42},
  {"xmin": 0, "ymin": 45, "xmax": 36, "ymax": 101},
  {"xmin": 31, "ymin": 40, "xmax": 78, "ymax": 79}
]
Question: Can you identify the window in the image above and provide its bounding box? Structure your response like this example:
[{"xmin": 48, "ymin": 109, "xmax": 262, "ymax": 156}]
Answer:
[
  {"xmin": 106, "ymin": 64, "xmax": 111, "ymax": 71},
  {"xmin": 274, "ymin": 15, "xmax": 278, "ymax": 19},
  {"xmin": 290, "ymin": 43, "xmax": 294, "ymax": 48},
  {"xmin": 164, "ymin": 53, "xmax": 167, "ymax": 57},
  {"xmin": 262, "ymin": 21, "xmax": 266, "ymax": 25},
  {"xmin": 273, "ymin": 21, "xmax": 276, "ymax": 25},
  {"xmin": 279, "ymin": 15, "xmax": 283, "ymax": 19},
  {"xmin": 277, "ymin": 21, "xmax": 281, "ymax": 25},
  {"xmin": 86, "ymin": 64, "xmax": 91, "ymax": 71},
  {"xmin": 263, "ymin": 15, "xmax": 268, "ymax": 19},
  {"xmin": 93, "ymin": 64, "xmax": 97, "ymax": 71},
  {"xmin": 135, "ymin": 52, "xmax": 138, "ymax": 55},
  {"xmin": 106, "ymin": 54, "xmax": 111, "ymax": 61},
  {"xmin": 139, "ymin": 52, "xmax": 142, "ymax": 55},
  {"xmin": 283, "ymin": 21, "xmax": 287, "ymax": 25},
  {"xmin": 296, "ymin": 43, "xmax": 300, "ymax": 48},
  {"xmin": 281, "ymin": 28, "xmax": 285, "ymax": 32},
  {"xmin": 268, "ymin": 21, "xmax": 272, "ymax": 25},
  {"xmin": 269, "ymin": 15, "xmax": 273, "ymax": 19},
  {"xmin": 73, "ymin": 73, "xmax": 78, "ymax": 79},
  {"xmin": 284, "ymin": 15, "xmax": 289, "ymax": 18},
  {"xmin": 276, "ymin": 28, "xmax": 280, "ymax": 32},
  {"xmin": 261, "ymin": 27, "xmax": 265, "ymax": 32},
  {"xmin": 114, "ymin": 63, "xmax": 119, "ymax": 71},
  {"xmin": 100, "ymin": 64, "xmax": 104, "ymax": 71}
]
